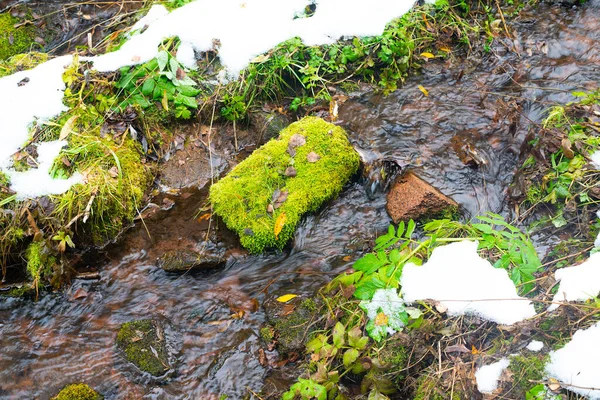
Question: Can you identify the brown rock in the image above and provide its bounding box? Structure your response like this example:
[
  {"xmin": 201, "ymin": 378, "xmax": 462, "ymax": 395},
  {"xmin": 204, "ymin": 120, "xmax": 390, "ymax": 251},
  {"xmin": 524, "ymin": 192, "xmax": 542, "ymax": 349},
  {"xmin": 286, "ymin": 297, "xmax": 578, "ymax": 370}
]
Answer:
[{"xmin": 385, "ymin": 172, "xmax": 457, "ymax": 223}]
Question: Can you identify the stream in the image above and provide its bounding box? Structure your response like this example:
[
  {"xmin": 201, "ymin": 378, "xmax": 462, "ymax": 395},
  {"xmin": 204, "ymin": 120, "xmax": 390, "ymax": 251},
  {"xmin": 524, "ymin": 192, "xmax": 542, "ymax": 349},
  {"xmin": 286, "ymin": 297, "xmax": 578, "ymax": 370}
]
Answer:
[{"xmin": 1, "ymin": 1, "xmax": 600, "ymax": 398}]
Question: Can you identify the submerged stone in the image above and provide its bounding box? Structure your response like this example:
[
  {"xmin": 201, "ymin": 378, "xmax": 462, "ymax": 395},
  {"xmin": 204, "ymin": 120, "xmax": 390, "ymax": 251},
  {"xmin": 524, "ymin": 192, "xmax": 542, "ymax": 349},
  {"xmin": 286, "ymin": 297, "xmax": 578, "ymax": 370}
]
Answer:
[
  {"xmin": 52, "ymin": 383, "xmax": 102, "ymax": 400},
  {"xmin": 386, "ymin": 171, "xmax": 457, "ymax": 223},
  {"xmin": 116, "ymin": 319, "xmax": 171, "ymax": 376},
  {"xmin": 157, "ymin": 246, "xmax": 225, "ymax": 272},
  {"xmin": 209, "ymin": 116, "xmax": 360, "ymax": 253}
]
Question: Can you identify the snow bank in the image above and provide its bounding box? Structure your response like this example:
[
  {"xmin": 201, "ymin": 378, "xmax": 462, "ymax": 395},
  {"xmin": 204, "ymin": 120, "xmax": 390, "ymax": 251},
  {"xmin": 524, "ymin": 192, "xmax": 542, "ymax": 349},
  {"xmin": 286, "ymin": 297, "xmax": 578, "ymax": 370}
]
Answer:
[
  {"xmin": 6, "ymin": 141, "xmax": 83, "ymax": 200},
  {"xmin": 546, "ymin": 321, "xmax": 600, "ymax": 399},
  {"xmin": 590, "ymin": 151, "xmax": 600, "ymax": 169},
  {"xmin": 475, "ymin": 358, "xmax": 509, "ymax": 394},
  {"xmin": 91, "ymin": 0, "xmax": 415, "ymax": 76},
  {"xmin": 0, "ymin": 0, "xmax": 416, "ymax": 200},
  {"xmin": 526, "ymin": 340, "xmax": 544, "ymax": 352},
  {"xmin": 401, "ymin": 241, "xmax": 536, "ymax": 325},
  {"xmin": 549, "ymin": 252, "xmax": 600, "ymax": 311}
]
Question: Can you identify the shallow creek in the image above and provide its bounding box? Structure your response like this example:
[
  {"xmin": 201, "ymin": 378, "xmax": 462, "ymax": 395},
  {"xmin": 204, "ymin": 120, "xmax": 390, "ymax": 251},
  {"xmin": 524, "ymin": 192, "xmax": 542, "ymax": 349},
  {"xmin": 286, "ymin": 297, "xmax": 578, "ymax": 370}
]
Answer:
[{"xmin": 1, "ymin": 1, "xmax": 600, "ymax": 398}]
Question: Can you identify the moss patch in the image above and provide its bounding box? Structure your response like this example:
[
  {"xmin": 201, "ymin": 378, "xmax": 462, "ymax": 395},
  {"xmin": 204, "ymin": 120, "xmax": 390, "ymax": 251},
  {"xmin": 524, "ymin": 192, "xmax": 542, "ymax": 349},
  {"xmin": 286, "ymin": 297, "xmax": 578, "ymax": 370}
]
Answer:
[
  {"xmin": 0, "ymin": 13, "xmax": 36, "ymax": 60},
  {"xmin": 116, "ymin": 319, "xmax": 170, "ymax": 376},
  {"xmin": 52, "ymin": 383, "xmax": 102, "ymax": 400},
  {"xmin": 210, "ymin": 117, "xmax": 359, "ymax": 253},
  {"xmin": 0, "ymin": 51, "xmax": 48, "ymax": 78},
  {"xmin": 25, "ymin": 241, "xmax": 56, "ymax": 288},
  {"xmin": 508, "ymin": 354, "xmax": 549, "ymax": 396}
]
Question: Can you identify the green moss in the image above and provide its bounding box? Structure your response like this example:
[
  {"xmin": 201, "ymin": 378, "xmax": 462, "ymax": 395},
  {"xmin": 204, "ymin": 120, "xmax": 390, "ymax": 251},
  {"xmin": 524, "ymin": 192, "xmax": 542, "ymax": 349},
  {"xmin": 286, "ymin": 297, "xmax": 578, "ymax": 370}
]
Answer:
[
  {"xmin": 210, "ymin": 117, "xmax": 360, "ymax": 253},
  {"xmin": 51, "ymin": 135, "xmax": 152, "ymax": 245},
  {"xmin": 52, "ymin": 383, "xmax": 102, "ymax": 400},
  {"xmin": 0, "ymin": 13, "xmax": 36, "ymax": 60},
  {"xmin": 0, "ymin": 51, "xmax": 48, "ymax": 78},
  {"xmin": 25, "ymin": 241, "xmax": 55, "ymax": 284},
  {"xmin": 508, "ymin": 354, "xmax": 549, "ymax": 396},
  {"xmin": 116, "ymin": 319, "xmax": 170, "ymax": 376},
  {"xmin": 270, "ymin": 298, "xmax": 321, "ymax": 353},
  {"xmin": 259, "ymin": 326, "xmax": 275, "ymax": 343}
]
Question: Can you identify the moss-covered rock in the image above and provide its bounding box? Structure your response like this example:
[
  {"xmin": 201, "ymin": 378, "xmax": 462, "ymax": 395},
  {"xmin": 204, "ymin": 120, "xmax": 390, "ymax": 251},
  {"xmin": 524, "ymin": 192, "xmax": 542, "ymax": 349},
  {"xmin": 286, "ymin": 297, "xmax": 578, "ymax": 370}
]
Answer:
[
  {"xmin": 264, "ymin": 297, "xmax": 321, "ymax": 353},
  {"xmin": 210, "ymin": 117, "xmax": 359, "ymax": 253},
  {"xmin": 52, "ymin": 383, "xmax": 102, "ymax": 400},
  {"xmin": 0, "ymin": 13, "xmax": 36, "ymax": 60},
  {"xmin": 116, "ymin": 319, "xmax": 171, "ymax": 376},
  {"xmin": 0, "ymin": 51, "xmax": 48, "ymax": 78}
]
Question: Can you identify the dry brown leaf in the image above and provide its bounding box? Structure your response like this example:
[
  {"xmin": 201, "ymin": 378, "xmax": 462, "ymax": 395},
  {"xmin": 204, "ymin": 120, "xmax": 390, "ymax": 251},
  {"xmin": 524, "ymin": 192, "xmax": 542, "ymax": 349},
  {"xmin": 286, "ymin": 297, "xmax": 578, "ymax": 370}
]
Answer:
[{"xmin": 59, "ymin": 115, "xmax": 78, "ymax": 141}]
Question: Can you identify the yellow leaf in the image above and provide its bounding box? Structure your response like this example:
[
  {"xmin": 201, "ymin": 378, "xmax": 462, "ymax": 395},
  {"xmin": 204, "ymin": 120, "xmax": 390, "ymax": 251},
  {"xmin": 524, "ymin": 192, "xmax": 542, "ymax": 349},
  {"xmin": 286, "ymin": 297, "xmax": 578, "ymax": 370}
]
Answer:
[
  {"xmin": 251, "ymin": 54, "xmax": 270, "ymax": 63},
  {"xmin": 547, "ymin": 378, "xmax": 561, "ymax": 392},
  {"xmin": 274, "ymin": 211, "xmax": 286, "ymax": 239},
  {"xmin": 418, "ymin": 85, "xmax": 429, "ymax": 97},
  {"xmin": 420, "ymin": 52, "xmax": 435, "ymax": 59},
  {"xmin": 471, "ymin": 345, "xmax": 479, "ymax": 355},
  {"xmin": 59, "ymin": 115, "xmax": 78, "ymax": 141},
  {"xmin": 276, "ymin": 294, "xmax": 297, "ymax": 303},
  {"xmin": 161, "ymin": 89, "xmax": 169, "ymax": 111},
  {"xmin": 439, "ymin": 47, "xmax": 452, "ymax": 53}
]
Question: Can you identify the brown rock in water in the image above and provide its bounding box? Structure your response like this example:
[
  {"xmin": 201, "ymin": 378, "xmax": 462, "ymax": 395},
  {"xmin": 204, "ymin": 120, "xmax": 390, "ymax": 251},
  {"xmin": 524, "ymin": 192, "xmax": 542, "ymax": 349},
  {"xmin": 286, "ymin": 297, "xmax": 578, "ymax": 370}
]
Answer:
[
  {"xmin": 386, "ymin": 172, "xmax": 457, "ymax": 223},
  {"xmin": 157, "ymin": 247, "xmax": 225, "ymax": 272}
]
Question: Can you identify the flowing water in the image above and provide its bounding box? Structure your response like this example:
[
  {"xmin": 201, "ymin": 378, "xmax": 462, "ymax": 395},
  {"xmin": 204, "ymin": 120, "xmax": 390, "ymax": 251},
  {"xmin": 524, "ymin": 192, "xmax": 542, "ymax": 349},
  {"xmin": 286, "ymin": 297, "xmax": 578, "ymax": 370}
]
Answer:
[{"xmin": 1, "ymin": 1, "xmax": 600, "ymax": 398}]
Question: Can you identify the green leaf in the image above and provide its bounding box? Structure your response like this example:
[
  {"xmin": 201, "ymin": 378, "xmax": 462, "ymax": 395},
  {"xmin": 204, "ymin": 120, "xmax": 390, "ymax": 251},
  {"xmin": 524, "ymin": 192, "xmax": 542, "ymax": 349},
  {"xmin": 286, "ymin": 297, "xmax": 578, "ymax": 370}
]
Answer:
[
  {"xmin": 141, "ymin": 78, "xmax": 156, "ymax": 96},
  {"xmin": 332, "ymin": 322, "xmax": 345, "ymax": 348},
  {"xmin": 157, "ymin": 50, "xmax": 169, "ymax": 71},
  {"xmin": 406, "ymin": 219, "xmax": 416, "ymax": 239},
  {"xmin": 353, "ymin": 253, "xmax": 387, "ymax": 275},
  {"xmin": 353, "ymin": 276, "xmax": 386, "ymax": 300},
  {"xmin": 178, "ymin": 85, "xmax": 201, "ymax": 97},
  {"xmin": 174, "ymin": 93, "xmax": 198, "ymax": 109},
  {"xmin": 396, "ymin": 221, "xmax": 405, "ymax": 238},
  {"xmin": 472, "ymin": 223, "xmax": 494, "ymax": 234},
  {"xmin": 343, "ymin": 348, "xmax": 359, "ymax": 368}
]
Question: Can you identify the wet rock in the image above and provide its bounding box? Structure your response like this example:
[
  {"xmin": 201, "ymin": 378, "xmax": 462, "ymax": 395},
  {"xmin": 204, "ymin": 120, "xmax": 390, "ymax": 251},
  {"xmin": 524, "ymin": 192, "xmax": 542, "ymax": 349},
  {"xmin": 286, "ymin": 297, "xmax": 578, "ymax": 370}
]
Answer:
[
  {"xmin": 157, "ymin": 246, "xmax": 225, "ymax": 272},
  {"xmin": 263, "ymin": 296, "xmax": 321, "ymax": 354},
  {"xmin": 116, "ymin": 319, "xmax": 171, "ymax": 377},
  {"xmin": 386, "ymin": 171, "xmax": 458, "ymax": 223},
  {"xmin": 249, "ymin": 110, "xmax": 290, "ymax": 143},
  {"xmin": 52, "ymin": 383, "xmax": 102, "ymax": 400}
]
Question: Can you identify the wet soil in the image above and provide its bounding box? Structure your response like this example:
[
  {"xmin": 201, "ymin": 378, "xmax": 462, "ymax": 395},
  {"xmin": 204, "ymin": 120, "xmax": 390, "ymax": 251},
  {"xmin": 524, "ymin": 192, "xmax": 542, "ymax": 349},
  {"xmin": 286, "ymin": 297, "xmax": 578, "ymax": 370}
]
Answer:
[{"xmin": 1, "ymin": 1, "xmax": 600, "ymax": 399}]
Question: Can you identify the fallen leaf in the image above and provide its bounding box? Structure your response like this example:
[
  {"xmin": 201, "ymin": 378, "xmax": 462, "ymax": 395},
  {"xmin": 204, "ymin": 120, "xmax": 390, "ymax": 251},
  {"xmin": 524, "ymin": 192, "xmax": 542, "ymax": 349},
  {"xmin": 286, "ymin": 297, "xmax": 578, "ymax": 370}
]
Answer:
[
  {"xmin": 273, "ymin": 189, "xmax": 288, "ymax": 209},
  {"xmin": 471, "ymin": 345, "xmax": 480, "ymax": 355},
  {"xmin": 418, "ymin": 85, "xmax": 429, "ymax": 97},
  {"xmin": 276, "ymin": 293, "xmax": 297, "ymax": 303},
  {"xmin": 266, "ymin": 204, "xmax": 274, "ymax": 214},
  {"xmin": 561, "ymin": 138, "xmax": 574, "ymax": 159},
  {"xmin": 547, "ymin": 378, "xmax": 561, "ymax": 392},
  {"xmin": 251, "ymin": 54, "xmax": 270, "ymax": 63},
  {"xmin": 161, "ymin": 89, "xmax": 169, "ymax": 111},
  {"xmin": 445, "ymin": 344, "xmax": 470, "ymax": 353},
  {"xmin": 439, "ymin": 47, "xmax": 452, "ymax": 53},
  {"xmin": 70, "ymin": 287, "xmax": 88, "ymax": 300},
  {"xmin": 420, "ymin": 52, "xmax": 435, "ymax": 59},
  {"xmin": 284, "ymin": 166, "xmax": 297, "ymax": 177},
  {"xmin": 306, "ymin": 152, "xmax": 321, "ymax": 163},
  {"xmin": 59, "ymin": 115, "xmax": 79, "ymax": 140},
  {"xmin": 281, "ymin": 303, "xmax": 296, "ymax": 316},
  {"xmin": 274, "ymin": 212, "xmax": 286, "ymax": 239}
]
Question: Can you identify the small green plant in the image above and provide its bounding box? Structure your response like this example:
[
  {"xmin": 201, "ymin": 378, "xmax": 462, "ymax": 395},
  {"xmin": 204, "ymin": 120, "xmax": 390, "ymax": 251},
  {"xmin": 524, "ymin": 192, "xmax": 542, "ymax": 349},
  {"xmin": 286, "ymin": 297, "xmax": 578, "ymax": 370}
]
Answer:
[
  {"xmin": 116, "ymin": 48, "xmax": 200, "ymax": 119},
  {"xmin": 525, "ymin": 384, "xmax": 561, "ymax": 400}
]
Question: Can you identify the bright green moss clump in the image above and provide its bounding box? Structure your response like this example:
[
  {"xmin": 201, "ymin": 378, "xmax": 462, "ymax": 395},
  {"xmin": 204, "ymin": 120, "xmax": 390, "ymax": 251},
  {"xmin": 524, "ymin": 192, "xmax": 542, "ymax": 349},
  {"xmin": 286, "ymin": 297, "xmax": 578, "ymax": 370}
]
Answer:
[
  {"xmin": 116, "ymin": 319, "xmax": 170, "ymax": 376},
  {"xmin": 0, "ymin": 52, "xmax": 48, "ymax": 78},
  {"xmin": 0, "ymin": 13, "xmax": 36, "ymax": 60},
  {"xmin": 210, "ymin": 117, "xmax": 360, "ymax": 253},
  {"xmin": 52, "ymin": 383, "xmax": 102, "ymax": 400}
]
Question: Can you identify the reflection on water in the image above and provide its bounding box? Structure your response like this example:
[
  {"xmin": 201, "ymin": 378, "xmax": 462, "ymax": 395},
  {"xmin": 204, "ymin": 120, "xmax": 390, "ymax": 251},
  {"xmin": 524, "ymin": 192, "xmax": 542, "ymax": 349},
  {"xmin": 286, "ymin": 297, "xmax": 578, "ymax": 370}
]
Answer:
[{"xmin": 1, "ymin": 1, "xmax": 600, "ymax": 398}]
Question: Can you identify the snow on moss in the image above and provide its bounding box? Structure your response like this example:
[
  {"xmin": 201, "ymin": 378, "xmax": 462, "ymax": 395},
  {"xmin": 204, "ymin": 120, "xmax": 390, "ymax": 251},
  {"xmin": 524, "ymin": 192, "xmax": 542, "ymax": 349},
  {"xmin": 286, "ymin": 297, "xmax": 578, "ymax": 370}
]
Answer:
[
  {"xmin": 475, "ymin": 358, "xmax": 509, "ymax": 394},
  {"xmin": 548, "ymin": 252, "xmax": 600, "ymax": 311}
]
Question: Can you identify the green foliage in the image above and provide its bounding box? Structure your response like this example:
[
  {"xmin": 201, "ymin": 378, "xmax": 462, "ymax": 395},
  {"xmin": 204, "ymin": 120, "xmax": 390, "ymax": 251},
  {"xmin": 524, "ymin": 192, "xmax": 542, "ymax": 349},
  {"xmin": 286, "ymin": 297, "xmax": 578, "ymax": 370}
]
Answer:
[
  {"xmin": 0, "ymin": 12, "xmax": 36, "ymax": 60},
  {"xmin": 220, "ymin": 0, "xmax": 490, "ymax": 120},
  {"xmin": 52, "ymin": 383, "xmax": 103, "ymax": 400},
  {"xmin": 335, "ymin": 213, "xmax": 541, "ymax": 300},
  {"xmin": 209, "ymin": 117, "xmax": 360, "ymax": 253},
  {"xmin": 525, "ymin": 384, "xmax": 561, "ymax": 400},
  {"xmin": 116, "ymin": 48, "xmax": 200, "ymax": 119},
  {"xmin": 25, "ymin": 241, "xmax": 56, "ymax": 292}
]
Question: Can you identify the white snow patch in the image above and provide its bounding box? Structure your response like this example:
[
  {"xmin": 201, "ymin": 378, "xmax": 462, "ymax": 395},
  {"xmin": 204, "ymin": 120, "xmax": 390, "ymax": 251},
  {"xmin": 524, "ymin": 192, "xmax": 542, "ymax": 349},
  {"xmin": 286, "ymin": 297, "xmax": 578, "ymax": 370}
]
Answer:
[
  {"xmin": 6, "ymin": 141, "xmax": 83, "ymax": 200},
  {"xmin": 549, "ymin": 252, "xmax": 600, "ymax": 311},
  {"xmin": 401, "ymin": 241, "xmax": 536, "ymax": 325},
  {"xmin": 526, "ymin": 340, "xmax": 544, "ymax": 352},
  {"xmin": 127, "ymin": 4, "xmax": 170, "ymax": 36},
  {"xmin": 590, "ymin": 151, "xmax": 600, "ymax": 169},
  {"xmin": 475, "ymin": 358, "xmax": 509, "ymax": 394},
  {"xmin": 546, "ymin": 321, "xmax": 600, "ymax": 399},
  {"xmin": 90, "ymin": 0, "xmax": 415, "ymax": 76},
  {"xmin": 0, "ymin": 55, "xmax": 72, "ymax": 169}
]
